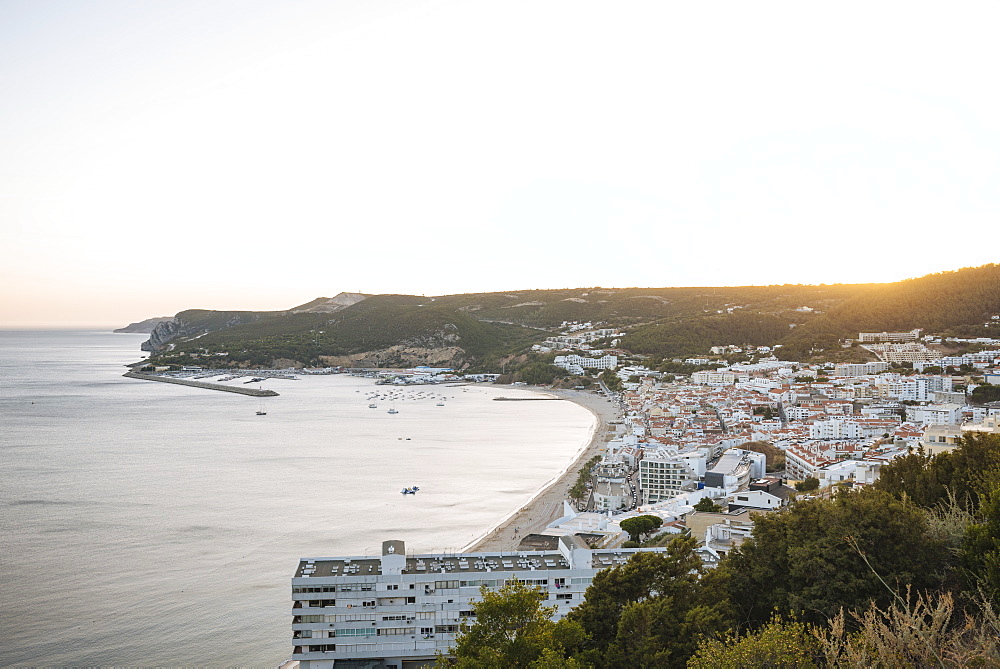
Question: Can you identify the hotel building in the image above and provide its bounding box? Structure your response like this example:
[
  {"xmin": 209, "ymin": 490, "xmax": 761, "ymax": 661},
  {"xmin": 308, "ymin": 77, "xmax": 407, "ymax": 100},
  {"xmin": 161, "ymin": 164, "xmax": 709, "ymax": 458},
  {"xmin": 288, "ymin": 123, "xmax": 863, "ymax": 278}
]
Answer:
[{"xmin": 291, "ymin": 538, "xmax": 669, "ymax": 668}]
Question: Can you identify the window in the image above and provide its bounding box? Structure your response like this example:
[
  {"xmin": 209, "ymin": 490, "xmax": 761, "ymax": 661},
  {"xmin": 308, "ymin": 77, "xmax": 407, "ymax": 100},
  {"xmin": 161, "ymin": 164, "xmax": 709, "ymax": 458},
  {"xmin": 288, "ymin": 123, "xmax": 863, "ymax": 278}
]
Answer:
[
  {"xmin": 386, "ymin": 584, "xmax": 399, "ymax": 590},
  {"xmin": 406, "ymin": 597, "xmax": 416, "ymax": 603},
  {"xmin": 378, "ymin": 627, "xmax": 414, "ymax": 636},
  {"xmin": 420, "ymin": 627, "xmax": 434, "ymax": 635},
  {"xmin": 571, "ymin": 577, "xmax": 592, "ymax": 585},
  {"xmin": 336, "ymin": 628, "xmax": 376, "ymax": 637},
  {"xmin": 435, "ymin": 580, "xmax": 460, "ymax": 589},
  {"xmin": 435, "ymin": 625, "xmax": 459, "ymax": 633},
  {"xmin": 307, "ymin": 644, "xmax": 336, "ymax": 652},
  {"xmin": 382, "ymin": 615, "xmax": 407, "ymax": 621},
  {"xmin": 459, "ymin": 610, "xmax": 476, "ymax": 618},
  {"xmin": 556, "ymin": 593, "xmax": 573, "ymax": 600},
  {"xmin": 362, "ymin": 600, "xmax": 376, "ymax": 608},
  {"xmin": 308, "ymin": 600, "xmax": 335, "ymax": 608},
  {"xmin": 335, "ymin": 614, "xmax": 375, "ymax": 622}
]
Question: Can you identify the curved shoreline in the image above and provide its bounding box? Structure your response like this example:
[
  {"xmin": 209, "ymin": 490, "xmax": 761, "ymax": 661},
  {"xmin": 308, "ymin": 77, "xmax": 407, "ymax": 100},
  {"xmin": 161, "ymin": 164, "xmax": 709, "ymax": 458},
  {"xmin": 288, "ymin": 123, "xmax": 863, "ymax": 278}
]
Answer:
[{"xmin": 464, "ymin": 388, "xmax": 619, "ymax": 552}]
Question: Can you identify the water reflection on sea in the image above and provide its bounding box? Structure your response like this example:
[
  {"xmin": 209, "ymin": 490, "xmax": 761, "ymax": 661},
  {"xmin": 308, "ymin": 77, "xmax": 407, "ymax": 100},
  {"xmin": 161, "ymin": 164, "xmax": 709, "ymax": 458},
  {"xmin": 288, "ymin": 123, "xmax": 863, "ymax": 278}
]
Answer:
[{"xmin": 0, "ymin": 331, "xmax": 593, "ymax": 666}]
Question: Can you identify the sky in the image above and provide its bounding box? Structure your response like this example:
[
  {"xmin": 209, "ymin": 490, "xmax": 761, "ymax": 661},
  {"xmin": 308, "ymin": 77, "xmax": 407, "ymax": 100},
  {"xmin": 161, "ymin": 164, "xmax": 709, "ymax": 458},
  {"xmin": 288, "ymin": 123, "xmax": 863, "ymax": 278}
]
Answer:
[{"xmin": 2, "ymin": 1, "xmax": 999, "ymax": 327}]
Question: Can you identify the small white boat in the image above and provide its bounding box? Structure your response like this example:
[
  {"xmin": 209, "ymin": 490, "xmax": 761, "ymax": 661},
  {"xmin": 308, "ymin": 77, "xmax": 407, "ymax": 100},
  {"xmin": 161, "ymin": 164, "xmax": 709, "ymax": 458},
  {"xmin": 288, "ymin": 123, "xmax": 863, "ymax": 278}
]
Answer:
[
  {"xmin": 368, "ymin": 403, "xmax": 377, "ymax": 408},
  {"xmin": 387, "ymin": 408, "xmax": 398, "ymax": 414}
]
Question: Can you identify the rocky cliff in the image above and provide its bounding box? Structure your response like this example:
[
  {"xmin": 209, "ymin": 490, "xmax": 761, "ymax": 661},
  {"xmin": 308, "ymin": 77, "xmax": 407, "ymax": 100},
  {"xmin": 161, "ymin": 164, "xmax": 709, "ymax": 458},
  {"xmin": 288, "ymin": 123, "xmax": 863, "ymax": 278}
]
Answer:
[
  {"xmin": 114, "ymin": 317, "xmax": 173, "ymax": 334},
  {"xmin": 140, "ymin": 319, "xmax": 185, "ymax": 352}
]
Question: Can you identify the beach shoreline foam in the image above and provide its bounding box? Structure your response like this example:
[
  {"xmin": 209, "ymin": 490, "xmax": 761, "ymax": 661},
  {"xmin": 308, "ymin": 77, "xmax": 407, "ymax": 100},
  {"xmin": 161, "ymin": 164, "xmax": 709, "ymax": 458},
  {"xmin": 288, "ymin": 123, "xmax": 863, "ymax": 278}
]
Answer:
[{"xmin": 464, "ymin": 387, "xmax": 620, "ymax": 552}]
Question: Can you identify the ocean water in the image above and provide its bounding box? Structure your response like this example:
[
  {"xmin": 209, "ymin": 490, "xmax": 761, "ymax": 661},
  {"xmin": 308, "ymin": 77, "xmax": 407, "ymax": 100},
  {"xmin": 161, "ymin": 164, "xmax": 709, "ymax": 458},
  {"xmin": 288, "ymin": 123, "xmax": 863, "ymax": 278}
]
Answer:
[{"xmin": 0, "ymin": 331, "xmax": 595, "ymax": 666}]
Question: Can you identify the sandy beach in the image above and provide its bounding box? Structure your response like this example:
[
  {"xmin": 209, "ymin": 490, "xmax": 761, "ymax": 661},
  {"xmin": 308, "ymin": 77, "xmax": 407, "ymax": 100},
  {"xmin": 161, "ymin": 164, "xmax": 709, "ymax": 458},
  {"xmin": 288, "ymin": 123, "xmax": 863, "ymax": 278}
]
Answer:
[{"xmin": 465, "ymin": 388, "xmax": 622, "ymax": 552}]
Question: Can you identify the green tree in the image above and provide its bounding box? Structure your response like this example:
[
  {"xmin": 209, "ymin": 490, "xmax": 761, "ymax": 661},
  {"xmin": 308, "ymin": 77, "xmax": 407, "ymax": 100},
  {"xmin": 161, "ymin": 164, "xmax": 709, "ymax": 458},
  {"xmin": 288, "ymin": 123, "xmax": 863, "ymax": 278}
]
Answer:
[
  {"xmin": 693, "ymin": 498, "xmax": 723, "ymax": 513},
  {"xmin": 568, "ymin": 536, "xmax": 732, "ymax": 668},
  {"xmin": 970, "ymin": 383, "xmax": 1000, "ymax": 405},
  {"xmin": 962, "ymin": 473, "xmax": 1000, "ymax": 606},
  {"xmin": 600, "ymin": 369, "xmax": 623, "ymax": 392},
  {"xmin": 516, "ymin": 362, "xmax": 563, "ymax": 386},
  {"xmin": 688, "ymin": 616, "xmax": 821, "ymax": 668},
  {"xmin": 874, "ymin": 433, "xmax": 1000, "ymax": 511},
  {"xmin": 439, "ymin": 580, "xmax": 585, "ymax": 668},
  {"xmin": 794, "ymin": 476, "xmax": 820, "ymax": 492},
  {"xmin": 619, "ymin": 515, "xmax": 663, "ymax": 542},
  {"xmin": 726, "ymin": 488, "xmax": 952, "ymax": 627}
]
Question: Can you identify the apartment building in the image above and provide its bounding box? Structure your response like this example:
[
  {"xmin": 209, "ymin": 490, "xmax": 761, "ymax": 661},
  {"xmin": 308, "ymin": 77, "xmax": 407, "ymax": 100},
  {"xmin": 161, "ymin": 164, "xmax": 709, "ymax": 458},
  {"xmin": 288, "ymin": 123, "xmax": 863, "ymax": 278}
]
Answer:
[
  {"xmin": 553, "ymin": 354, "xmax": 618, "ymax": 374},
  {"xmin": 785, "ymin": 443, "xmax": 838, "ymax": 480},
  {"xmin": 638, "ymin": 449, "xmax": 706, "ymax": 504},
  {"xmin": 833, "ymin": 362, "xmax": 889, "ymax": 377},
  {"xmin": 291, "ymin": 538, "xmax": 670, "ymax": 667},
  {"xmin": 859, "ymin": 330, "xmax": 921, "ymax": 342}
]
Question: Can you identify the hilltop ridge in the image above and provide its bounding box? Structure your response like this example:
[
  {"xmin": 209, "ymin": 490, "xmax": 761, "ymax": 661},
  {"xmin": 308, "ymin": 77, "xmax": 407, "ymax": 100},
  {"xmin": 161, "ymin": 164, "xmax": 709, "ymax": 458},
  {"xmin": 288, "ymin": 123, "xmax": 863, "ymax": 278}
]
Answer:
[{"xmin": 133, "ymin": 264, "xmax": 1000, "ymax": 371}]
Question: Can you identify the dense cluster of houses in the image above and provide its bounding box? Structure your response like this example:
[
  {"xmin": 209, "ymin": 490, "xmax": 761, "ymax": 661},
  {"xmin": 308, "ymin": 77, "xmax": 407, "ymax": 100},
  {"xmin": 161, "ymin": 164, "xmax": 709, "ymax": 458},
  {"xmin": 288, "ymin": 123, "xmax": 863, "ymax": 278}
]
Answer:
[{"xmin": 529, "ymin": 330, "xmax": 1000, "ymax": 567}]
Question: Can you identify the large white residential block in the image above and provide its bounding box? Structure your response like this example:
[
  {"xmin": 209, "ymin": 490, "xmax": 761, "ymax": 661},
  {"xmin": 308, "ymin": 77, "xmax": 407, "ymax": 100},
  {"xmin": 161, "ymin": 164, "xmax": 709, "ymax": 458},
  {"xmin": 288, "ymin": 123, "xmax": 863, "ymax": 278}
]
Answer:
[
  {"xmin": 638, "ymin": 449, "xmax": 705, "ymax": 504},
  {"xmin": 291, "ymin": 538, "xmax": 671, "ymax": 668}
]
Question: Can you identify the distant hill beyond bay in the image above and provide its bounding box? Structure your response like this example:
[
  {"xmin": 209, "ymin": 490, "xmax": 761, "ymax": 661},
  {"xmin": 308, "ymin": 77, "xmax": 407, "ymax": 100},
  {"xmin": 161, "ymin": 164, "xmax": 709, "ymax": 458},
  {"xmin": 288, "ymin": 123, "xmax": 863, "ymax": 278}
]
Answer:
[{"xmin": 132, "ymin": 264, "xmax": 1000, "ymax": 373}]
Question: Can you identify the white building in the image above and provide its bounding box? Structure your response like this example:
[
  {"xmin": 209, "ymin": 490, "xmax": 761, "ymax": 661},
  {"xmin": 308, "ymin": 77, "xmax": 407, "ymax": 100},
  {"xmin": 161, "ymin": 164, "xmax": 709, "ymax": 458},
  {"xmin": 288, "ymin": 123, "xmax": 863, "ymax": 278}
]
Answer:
[
  {"xmin": 703, "ymin": 449, "xmax": 766, "ymax": 490},
  {"xmin": 638, "ymin": 449, "xmax": 706, "ymax": 504},
  {"xmin": 833, "ymin": 362, "xmax": 889, "ymax": 377},
  {"xmin": 809, "ymin": 418, "xmax": 862, "ymax": 441},
  {"xmin": 859, "ymin": 330, "xmax": 921, "ymax": 342},
  {"xmin": 553, "ymin": 354, "xmax": 618, "ymax": 375},
  {"xmin": 691, "ymin": 370, "xmax": 737, "ymax": 386},
  {"xmin": 906, "ymin": 403, "xmax": 964, "ymax": 426},
  {"xmin": 291, "ymin": 538, "xmax": 673, "ymax": 667}
]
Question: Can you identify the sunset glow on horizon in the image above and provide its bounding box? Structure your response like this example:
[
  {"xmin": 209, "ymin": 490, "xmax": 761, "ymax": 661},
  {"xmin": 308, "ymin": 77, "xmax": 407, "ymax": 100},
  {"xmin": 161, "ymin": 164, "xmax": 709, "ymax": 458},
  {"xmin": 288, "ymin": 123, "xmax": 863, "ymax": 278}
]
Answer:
[{"xmin": 3, "ymin": 1, "xmax": 999, "ymax": 327}]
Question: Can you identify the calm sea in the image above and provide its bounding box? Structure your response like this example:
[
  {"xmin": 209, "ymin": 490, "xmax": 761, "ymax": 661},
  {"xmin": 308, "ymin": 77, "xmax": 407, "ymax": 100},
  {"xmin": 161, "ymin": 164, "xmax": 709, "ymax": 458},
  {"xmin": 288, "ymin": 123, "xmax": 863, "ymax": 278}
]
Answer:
[{"xmin": 0, "ymin": 331, "xmax": 594, "ymax": 666}]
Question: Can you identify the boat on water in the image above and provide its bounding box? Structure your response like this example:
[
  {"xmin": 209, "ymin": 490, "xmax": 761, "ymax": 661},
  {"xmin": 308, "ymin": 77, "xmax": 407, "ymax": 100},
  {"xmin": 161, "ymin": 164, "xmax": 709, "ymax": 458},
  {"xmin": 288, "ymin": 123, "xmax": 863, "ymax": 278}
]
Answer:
[
  {"xmin": 401, "ymin": 487, "xmax": 417, "ymax": 494},
  {"xmin": 387, "ymin": 408, "xmax": 398, "ymax": 414},
  {"xmin": 368, "ymin": 403, "xmax": 377, "ymax": 408},
  {"xmin": 436, "ymin": 401, "xmax": 445, "ymax": 406}
]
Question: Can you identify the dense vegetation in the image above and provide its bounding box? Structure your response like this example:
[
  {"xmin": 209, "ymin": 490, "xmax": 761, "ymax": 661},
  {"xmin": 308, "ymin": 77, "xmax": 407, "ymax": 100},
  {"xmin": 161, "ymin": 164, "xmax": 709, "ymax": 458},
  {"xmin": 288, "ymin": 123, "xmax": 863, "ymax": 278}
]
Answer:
[
  {"xmin": 149, "ymin": 295, "xmax": 544, "ymax": 368},
  {"xmin": 143, "ymin": 263, "xmax": 1000, "ymax": 371},
  {"xmin": 443, "ymin": 433, "xmax": 1000, "ymax": 667}
]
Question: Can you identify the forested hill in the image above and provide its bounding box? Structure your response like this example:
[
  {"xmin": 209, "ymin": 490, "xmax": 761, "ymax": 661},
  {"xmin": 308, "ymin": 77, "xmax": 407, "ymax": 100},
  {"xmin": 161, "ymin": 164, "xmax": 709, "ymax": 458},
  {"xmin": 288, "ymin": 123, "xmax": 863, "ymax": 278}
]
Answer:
[
  {"xmin": 778, "ymin": 263, "xmax": 1000, "ymax": 358},
  {"xmin": 142, "ymin": 294, "xmax": 543, "ymax": 369},
  {"xmin": 138, "ymin": 264, "xmax": 1000, "ymax": 369}
]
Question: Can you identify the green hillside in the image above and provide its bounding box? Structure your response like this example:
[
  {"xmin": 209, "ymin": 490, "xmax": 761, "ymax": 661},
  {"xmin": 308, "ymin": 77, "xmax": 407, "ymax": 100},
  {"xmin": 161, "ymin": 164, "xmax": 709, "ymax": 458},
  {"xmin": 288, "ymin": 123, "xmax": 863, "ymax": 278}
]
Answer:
[
  {"xmin": 779, "ymin": 264, "xmax": 1000, "ymax": 358},
  {"xmin": 149, "ymin": 295, "xmax": 543, "ymax": 368},
  {"xmin": 143, "ymin": 264, "xmax": 1000, "ymax": 370}
]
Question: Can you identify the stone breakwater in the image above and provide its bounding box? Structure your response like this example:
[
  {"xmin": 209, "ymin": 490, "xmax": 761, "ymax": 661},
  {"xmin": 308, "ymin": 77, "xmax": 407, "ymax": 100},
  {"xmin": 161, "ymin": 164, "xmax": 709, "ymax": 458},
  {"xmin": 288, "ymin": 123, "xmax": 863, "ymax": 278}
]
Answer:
[
  {"xmin": 492, "ymin": 396, "xmax": 563, "ymax": 401},
  {"xmin": 123, "ymin": 372, "xmax": 280, "ymax": 396}
]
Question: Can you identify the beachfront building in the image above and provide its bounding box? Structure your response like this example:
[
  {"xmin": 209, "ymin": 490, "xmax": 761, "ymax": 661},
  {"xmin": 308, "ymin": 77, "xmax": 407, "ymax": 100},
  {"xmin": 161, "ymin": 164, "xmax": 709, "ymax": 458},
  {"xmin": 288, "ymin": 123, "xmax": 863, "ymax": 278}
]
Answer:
[
  {"xmin": 592, "ymin": 456, "xmax": 633, "ymax": 511},
  {"xmin": 291, "ymin": 538, "xmax": 672, "ymax": 667},
  {"xmin": 637, "ymin": 448, "xmax": 706, "ymax": 505},
  {"xmin": 553, "ymin": 354, "xmax": 618, "ymax": 375}
]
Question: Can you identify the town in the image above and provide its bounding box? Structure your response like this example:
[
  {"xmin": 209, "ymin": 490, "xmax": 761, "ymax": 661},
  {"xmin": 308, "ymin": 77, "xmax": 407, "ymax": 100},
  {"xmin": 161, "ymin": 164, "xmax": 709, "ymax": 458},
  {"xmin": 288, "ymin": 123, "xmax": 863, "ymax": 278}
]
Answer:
[{"xmin": 289, "ymin": 324, "xmax": 1000, "ymax": 667}]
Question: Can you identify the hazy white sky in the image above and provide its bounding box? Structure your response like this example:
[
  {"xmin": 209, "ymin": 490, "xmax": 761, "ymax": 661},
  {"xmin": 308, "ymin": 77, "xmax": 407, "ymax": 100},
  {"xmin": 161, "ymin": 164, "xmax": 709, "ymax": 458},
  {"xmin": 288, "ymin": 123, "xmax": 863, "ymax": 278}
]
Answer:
[{"xmin": 2, "ymin": 1, "xmax": 998, "ymax": 327}]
